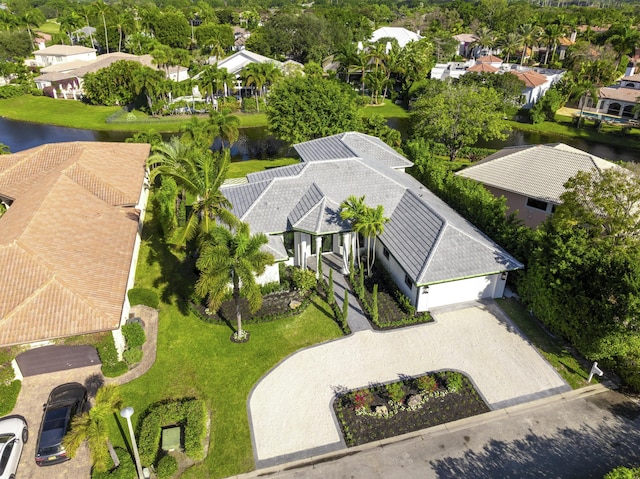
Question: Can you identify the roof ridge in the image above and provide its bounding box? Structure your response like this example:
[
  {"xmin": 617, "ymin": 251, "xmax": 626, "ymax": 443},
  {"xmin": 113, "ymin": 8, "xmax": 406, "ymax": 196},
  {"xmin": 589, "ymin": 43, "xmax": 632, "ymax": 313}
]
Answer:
[
  {"xmin": 64, "ymin": 162, "xmax": 131, "ymax": 205},
  {"xmin": 236, "ymin": 178, "xmax": 274, "ymax": 221}
]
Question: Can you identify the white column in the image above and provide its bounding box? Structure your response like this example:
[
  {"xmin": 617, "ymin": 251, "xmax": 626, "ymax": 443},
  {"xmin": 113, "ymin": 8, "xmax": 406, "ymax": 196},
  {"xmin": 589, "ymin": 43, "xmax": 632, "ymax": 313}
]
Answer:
[
  {"xmin": 315, "ymin": 235, "xmax": 322, "ymax": 278},
  {"xmin": 341, "ymin": 232, "xmax": 349, "ymax": 274}
]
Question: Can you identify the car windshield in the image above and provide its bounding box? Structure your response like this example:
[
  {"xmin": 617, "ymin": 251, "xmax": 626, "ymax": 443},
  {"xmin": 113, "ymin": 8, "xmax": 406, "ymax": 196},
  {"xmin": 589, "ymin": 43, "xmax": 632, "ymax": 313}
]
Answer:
[
  {"xmin": 0, "ymin": 438, "xmax": 14, "ymax": 474},
  {"xmin": 0, "ymin": 434, "xmax": 12, "ymax": 444}
]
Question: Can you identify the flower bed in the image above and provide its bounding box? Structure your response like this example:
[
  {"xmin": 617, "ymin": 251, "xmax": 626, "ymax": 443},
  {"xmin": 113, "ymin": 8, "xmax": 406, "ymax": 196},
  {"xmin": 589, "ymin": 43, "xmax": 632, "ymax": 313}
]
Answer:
[{"xmin": 333, "ymin": 371, "xmax": 489, "ymax": 447}]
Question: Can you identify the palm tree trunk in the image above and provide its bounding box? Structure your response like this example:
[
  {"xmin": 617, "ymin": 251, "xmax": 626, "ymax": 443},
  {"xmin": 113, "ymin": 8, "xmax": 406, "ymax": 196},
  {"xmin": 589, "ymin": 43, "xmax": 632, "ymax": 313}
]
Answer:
[
  {"xmin": 102, "ymin": 15, "xmax": 109, "ymax": 54},
  {"xmin": 233, "ymin": 276, "xmax": 242, "ymax": 335},
  {"xmin": 107, "ymin": 440, "xmax": 119, "ymax": 467},
  {"xmin": 520, "ymin": 43, "xmax": 527, "ymax": 65}
]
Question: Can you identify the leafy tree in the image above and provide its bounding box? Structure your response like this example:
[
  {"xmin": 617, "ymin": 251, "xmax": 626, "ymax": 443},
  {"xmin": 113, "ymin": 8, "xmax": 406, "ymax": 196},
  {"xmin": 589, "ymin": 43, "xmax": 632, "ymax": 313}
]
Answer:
[
  {"xmin": 153, "ymin": 11, "xmax": 190, "ymax": 49},
  {"xmin": 195, "ymin": 23, "xmax": 234, "ymax": 56},
  {"xmin": 267, "ymin": 76, "xmax": 361, "ymax": 144},
  {"xmin": 530, "ymin": 87, "xmax": 566, "ymax": 124},
  {"xmin": 209, "ymin": 108, "xmax": 240, "ymax": 150},
  {"xmin": 359, "ymin": 114, "xmax": 401, "ymax": 148},
  {"xmin": 0, "ymin": 30, "xmax": 32, "ymax": 61},
  {"xmin": 196, "ymin": 222, "xmax": 274, "ymax": 341},
  {"xmin": 411, "ymin": 83, "xmax": 510, "ymax": 161},
  {"xmin": 63, "ymin": 385, "xmax": 123, "ymax": 472},
  {"xmin": 456, "ymin": 72, "xmax": 526, "ymax": 108}
]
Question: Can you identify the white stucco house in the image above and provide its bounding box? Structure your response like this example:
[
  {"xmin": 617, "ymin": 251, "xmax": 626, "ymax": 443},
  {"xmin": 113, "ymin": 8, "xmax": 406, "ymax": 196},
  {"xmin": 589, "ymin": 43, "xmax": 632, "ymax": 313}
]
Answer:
[
  {"xmin": 369, "ymin": 27, "xmax": 422, "ymax": 48},
  {"xmin": 214, "ymin": 49, "xmax": 284, "ymax": 76},
  {"xmin": 582, "ymin": 72, "xmax": 640, "ymax": 120},
  {"xmin": 27, "ymin": 44, "xmax": 97, "ymax": 68},
  {"xmin": 221, "ymin": 133, "xmax": 522, "ymax": 312}
]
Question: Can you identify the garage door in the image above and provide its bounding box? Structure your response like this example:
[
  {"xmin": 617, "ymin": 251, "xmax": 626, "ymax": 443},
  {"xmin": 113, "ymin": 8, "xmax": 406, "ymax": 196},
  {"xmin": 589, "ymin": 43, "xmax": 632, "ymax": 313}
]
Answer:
[
  {"xmin": 427, "ymin": 275, "xmax": 496, "ymax": 309},
  {"xmin": 16, "ymin": 345, "xmax": 101, "ymax": 377}
]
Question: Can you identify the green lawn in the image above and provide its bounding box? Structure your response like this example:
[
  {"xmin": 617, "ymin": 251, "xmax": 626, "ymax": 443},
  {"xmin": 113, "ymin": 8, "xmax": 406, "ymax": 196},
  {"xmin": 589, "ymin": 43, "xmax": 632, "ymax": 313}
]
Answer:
[
  {"xmin": 496, "ymin": 298, "xmax": 593, "ymax": 389},
  {"xmin": 361, "ymin": 102, "xmax": 409, "ymax": 119},
  {"xmin": 36, "ymin": 21, "xmax": 60, "ymax": 35},
  {"xmin": 110, "ymin": 213, "xmax": 343, "ymax": 478},
  {"xmin": 227, "ymin": 157, "xmax": 299, "ymax": 178}
]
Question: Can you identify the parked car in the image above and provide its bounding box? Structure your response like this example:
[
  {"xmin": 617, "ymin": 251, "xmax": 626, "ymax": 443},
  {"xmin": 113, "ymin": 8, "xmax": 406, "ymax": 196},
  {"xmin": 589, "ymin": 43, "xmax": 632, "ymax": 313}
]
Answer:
[
  {"xmin": 0, "ymin": 416, "xmax": 28, "ymax": 479},
  {"xmin": 35, "ymin": 383, "xmax": 87, "ymax": 466}
]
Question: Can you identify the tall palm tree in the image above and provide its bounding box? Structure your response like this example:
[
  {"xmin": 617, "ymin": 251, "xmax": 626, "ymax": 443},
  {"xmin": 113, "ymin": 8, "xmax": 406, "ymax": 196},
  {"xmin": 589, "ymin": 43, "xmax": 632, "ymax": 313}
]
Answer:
[
  {"xmin": 63, "ymin": 385, "xmax": 123, "ymax": 472},
  {"xmin": 518, "ymin": 24, "xmax": 539, "ymax": 65},
  {"xmin": 148, "ymin": 140, "xmax": 236, "ymax": 245},
  {"xmin": 78, "ymin": 4, "xmax": 96, "ymax": 47},
  {"xmin": 132, "ymin": 66, "xmax": 164, "ymax": 113},
  {"xmin": 473, "ymin": 26, "xmax": 497, "ymax": 56},
  {"xmin": 500, "ymin": 32, "xmax": 523, "ymax": 64},
  {"xmin": 171, "ymin": 48, "xmax": 190, "ymax": 82},
  {"xmin": 22, "ymin": 8, "xmax": 45, "ymax": 43},
  {"xmin": 198, "ymin": 65, "xmax": 221, "ymax": 102},
  {"xmin": 218, "ymin": 68, "xmax": 236, "ymax": 98},
  {"xmin": 359, "ymin": 205, "xmax": 389, "ymax": 277},
  {"xmin": 196, "ymin": 222, "xmax": 274, "ymax": 341},
  {"xmin": 241, "ymin": 62, "xmax": 266, "ymax": 112},
  {"xmin": 334, "ymin": 41, "xmax": 359, "ymax": 84},
  {"xmin": 353, "ymin": 48, "xmax": 369, "ymax": 95},
  {"xmin": 540, "ymin": 23, "xmax": 564, "ymax": 65},
  {"xmin": 59, "ymin": 10, "xmax": 83, "ymax": 44},
  {"xmin": 209, "ymin": 108, "xmax": 240, "ymax": 150},
  {"xmin": 92, "ymin": 0, "xmax": 111, "ymax": 53},
  {"xmin": 339, "ymin": 195, "xmax": 367, "ymax": 268},
  {"xmin": 608, "ymin": 23, "xmax": 640, "ymax": 69},
  {"xmin": 180, "ymin": 116, "xmax": 215, "ymax": 149}
]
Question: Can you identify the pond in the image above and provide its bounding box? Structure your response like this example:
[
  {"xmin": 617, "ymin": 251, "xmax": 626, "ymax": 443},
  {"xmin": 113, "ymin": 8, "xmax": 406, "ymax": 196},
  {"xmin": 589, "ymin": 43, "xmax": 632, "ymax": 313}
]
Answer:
[{"xmin": 1, "ymin": 116, "xmax": 638, "ymax": 163}]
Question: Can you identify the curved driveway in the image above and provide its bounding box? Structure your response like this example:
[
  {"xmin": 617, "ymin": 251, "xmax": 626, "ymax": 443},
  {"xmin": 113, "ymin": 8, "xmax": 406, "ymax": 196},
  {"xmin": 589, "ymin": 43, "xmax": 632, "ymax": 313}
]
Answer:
[{"xmin": 248, "ymin": 301, "xmax": 570, "ymax": 468}]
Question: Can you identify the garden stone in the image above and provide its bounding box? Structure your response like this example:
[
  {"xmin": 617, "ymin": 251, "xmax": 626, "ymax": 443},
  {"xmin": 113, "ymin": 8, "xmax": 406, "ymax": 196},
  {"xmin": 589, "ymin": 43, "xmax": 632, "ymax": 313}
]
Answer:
[
  {"xmin": 375, "ymin": 405, "xmax": 388, "ymax": 417},
  {"xmin": 408, "ymin": 394, "xmax": 422, "ymax": 407},
  {"xmin": 289, "ymin": 300, "xmax": 302, "ymax": 309}
]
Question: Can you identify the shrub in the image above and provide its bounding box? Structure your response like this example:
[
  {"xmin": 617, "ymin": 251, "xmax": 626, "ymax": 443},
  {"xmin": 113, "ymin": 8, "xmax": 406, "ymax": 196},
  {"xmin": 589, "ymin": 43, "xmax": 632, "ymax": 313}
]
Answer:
[
  {"xmin": 416, "ymin": 375, "xmax": 438, "ymax": 393},
  {"xmin": 385, "ymin": 381, "xmax": 405, "ymax": 403},
  {"xmin": 604, "ymin": 466, "xmax": 640, "ymax": 479},
  {"xmin": 122, "ymin": 322, "xmax": 146, "ymax": 349},
  {"xmin": 127, "ymin": 287, "xmax": 159, "ymax": 309},
  {"xmin": 342, "ymin": 290, "xmax": 350, "ymax": 326},
  {"xmin": 0, "ymin": 380, "xmax": 21, "ymax": 416},
  {"xmin": 138, "ymin": 398, "xmax": 207, "ymax": 466},
  {"xmin": 123, "ymin": 347, "xmax": 143, "ymax": 365},
  {"xmin": 291, "ymin": 268, "xmax": 317, "ymax": 291},
  {"xmin": 91, "ymin": 447, "xmax": 136, "ymax": 479},
  {"xmin": 0, "ymin": 85, "xmax": 24, "ymax": 99},
  {"xmin": 156, "ymin": 454, "xmax": 178, "ymax": 479},
  {"xmin": 327, "ymin": 269, "xmax": 335, "ymax": 306},
  {"xmin": 371, "ymin": 284, "xmax": 379, "ymax": 324},
  {"xmin": 353, "ymin": 389, "xmax": 374, "ymax": 410},
  {"xmin": 260, "ymin": 281, "xmax": 284, "ymax": 295},
  {"xmin": 96, "ymin": 334, "xmax": 128, "ymax": 377},
  {"xmin": 394, "ymin": 291, "xmax": 416, "ymax": 316},
  {"xmin": 446, "ymin": 372, "xmax": 464, "ymax": 393}
]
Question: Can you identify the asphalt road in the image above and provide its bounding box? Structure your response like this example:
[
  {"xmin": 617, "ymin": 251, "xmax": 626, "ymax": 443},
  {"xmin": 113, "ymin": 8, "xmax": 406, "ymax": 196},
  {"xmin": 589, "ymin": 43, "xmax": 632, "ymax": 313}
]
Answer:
[{"xmin": 236, "ymin": 387, "xmax": 640, "ymax": 479}]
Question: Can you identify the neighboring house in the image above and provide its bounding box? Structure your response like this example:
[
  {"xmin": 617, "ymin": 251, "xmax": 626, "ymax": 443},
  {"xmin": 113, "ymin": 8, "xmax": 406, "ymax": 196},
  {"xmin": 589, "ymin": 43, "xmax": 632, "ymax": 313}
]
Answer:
[
  {"xmin": 33, "ymin": 52, "xmax": 156, "ymax": 95},
  {"xmin": 456, "ymin": 143, "xmax": 623, "ymax": 228},
  {"xmin": 27, "ymin": 44, "xmax": 97, "ymax": 68},
  {"xmin": 430, "ymin": 59, "xmax": 564, "ymax": 109},
  {"xmin": 453, "ymin": 33, "xmax": 477, "ymax": 58},
  {"xmin": 0, "ymin": 142, "xmax": 150, "ymax": 353},
  {"xmin": 221, "ymin": 132, "xmax": 522, "ymax": 311},
  {"xmin": 585, "ymin": 72, "xmax": 640, "ymax": 120},
  {"xmin": 214, "ymin": 49, "xmax": 283, "ymax": 76},
  {"xmin": 369, "ymin": 27, "xmax": 422, "ymax": 48},
  {"xmin": 232, "ymin": 26, "xmax": 250, "ymax": 51}
]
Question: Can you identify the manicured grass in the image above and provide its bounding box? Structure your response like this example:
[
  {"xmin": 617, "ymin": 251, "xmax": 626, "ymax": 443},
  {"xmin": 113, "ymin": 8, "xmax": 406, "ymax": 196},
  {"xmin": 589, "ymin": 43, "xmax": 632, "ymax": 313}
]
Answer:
[
  {"xmin": 227, "ymin": 157, "xmax": 299, "ymax": 178},
  {"xmin": 36, "ymin": 21, "xmax": 60, "ymax": 35},
  {"xmin": 110, "ymin": 212, "xmax": 343, "ymax": 478},
  {"xmin": 361, "ymin": 102, "xmax": 409, "ymax": 119},
  {"xmin": 496, "ymin": 298, "xmax": 592, "ymax": 389}
]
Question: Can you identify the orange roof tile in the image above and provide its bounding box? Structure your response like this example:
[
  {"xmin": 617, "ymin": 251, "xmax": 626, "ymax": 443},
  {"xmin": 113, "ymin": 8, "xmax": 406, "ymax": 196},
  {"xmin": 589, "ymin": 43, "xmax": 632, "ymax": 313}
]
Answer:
[
  {"xmin": 0, "ymin": 142, "xmax": 150, "ymax": 346},
  {"xmin": 476, "ymin": 55, "xmax": 503, "ymax": 63},
  {"xmin": 511, "ymin": 70, "xmax": 548, "ymax": 88},
  {"xmin": 467, "ymin": 63, "xmax": 498, "ymax": 73}
]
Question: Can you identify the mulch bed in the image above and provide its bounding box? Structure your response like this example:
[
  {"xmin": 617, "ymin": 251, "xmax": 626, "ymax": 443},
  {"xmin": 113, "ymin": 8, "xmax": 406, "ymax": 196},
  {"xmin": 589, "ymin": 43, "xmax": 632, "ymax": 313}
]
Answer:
[{"xmin": 333, "ymin": 373, "xmax": 489, "ymax": 447}]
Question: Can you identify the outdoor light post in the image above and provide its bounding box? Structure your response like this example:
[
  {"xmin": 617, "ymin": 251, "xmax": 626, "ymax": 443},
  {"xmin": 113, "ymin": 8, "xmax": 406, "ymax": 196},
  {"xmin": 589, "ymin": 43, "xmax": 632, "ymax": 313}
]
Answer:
[{"xmin": 120, "ymin": 406, "xmax": 145, "ymax": 479}]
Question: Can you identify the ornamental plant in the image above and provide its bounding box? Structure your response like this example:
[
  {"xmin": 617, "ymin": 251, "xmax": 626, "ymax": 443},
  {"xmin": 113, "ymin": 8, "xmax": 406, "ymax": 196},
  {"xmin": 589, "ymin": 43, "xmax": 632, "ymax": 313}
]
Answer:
[
  {"xmin": 416, "ymin": 374, "xmax": 438, "ymax": 393},
  {"xmin": 353, "ymin": 389, "xmax": 374, "ymax": 410},
  {"xmin": 385, "ymin": 381, "xmax": 405, "ymax": 404}
]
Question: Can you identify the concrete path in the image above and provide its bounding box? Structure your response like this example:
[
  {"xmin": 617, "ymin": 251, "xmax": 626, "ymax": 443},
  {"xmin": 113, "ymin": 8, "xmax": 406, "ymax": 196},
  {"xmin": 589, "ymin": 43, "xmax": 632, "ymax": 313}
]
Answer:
[
  {"xmin": 237, "ymin": 386, "xmax": 640, "ymax": 479},
  {"xmin": 248, "ymin": 301, "xmax": 569, "ymax": 468}
]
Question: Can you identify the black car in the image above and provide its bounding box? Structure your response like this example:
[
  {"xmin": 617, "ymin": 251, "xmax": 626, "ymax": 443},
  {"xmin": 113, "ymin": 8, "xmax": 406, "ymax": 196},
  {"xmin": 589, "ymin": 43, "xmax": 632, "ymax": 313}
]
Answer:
[{"xmin": 35, "ymin": 383, "xmax": 87, "ymax": 466}]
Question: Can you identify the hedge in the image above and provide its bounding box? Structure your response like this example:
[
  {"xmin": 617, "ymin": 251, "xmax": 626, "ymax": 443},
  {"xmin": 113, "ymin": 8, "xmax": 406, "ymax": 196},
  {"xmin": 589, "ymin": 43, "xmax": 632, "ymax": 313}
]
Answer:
[
  {"xmin": 96, "ymin": 334, "xmax": 128, "ymax": 377},
  {"xmin": 91, "ymin": 447, "xmax": 136, "ymax": 479},
  {"xmin": 128, "ymin": 287, "xmax": 159, "ymax": 309},
  {"xmin": 156, "ymin": 454, "xmax": 178, "ymax": 479},
  {"xmin": 0, "ymin": 381, "xmax": 21, "ymax": 416},
  {"xmin": 122, "ymin": 322, "xmax": 146, "ymax": 349},
  {"xmin": 138, "ymin": 398, "xmax": 207, "ymax": 466}
]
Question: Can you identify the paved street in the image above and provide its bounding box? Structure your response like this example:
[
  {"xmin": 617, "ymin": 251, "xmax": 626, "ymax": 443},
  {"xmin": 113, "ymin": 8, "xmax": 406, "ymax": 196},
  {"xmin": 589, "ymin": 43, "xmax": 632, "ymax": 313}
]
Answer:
[{"xmin": 237, "ymin": 386, "xmax": 640, "ymax": 479}]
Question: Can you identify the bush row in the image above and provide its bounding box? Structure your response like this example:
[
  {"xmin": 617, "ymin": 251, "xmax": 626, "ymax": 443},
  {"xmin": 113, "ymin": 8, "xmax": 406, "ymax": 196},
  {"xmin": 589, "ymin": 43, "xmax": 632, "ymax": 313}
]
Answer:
[
  {"xmin": 91, "ymin": 447, "xmax": 136, "ymax": 479},
  {"xmin": 138, "ymin": 398, "xmax": 207, "ymax": 466},
  {"xmin": 96, "ymin": 334, "xmax": 128, "ymax": 377}
]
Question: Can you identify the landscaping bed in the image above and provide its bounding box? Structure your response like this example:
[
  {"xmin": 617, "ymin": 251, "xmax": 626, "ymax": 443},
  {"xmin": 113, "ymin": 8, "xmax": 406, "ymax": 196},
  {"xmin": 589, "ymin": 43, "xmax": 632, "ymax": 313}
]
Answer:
[{"xmin": 333, "ymin": 372, "xmax": 489, "ymax": 447}]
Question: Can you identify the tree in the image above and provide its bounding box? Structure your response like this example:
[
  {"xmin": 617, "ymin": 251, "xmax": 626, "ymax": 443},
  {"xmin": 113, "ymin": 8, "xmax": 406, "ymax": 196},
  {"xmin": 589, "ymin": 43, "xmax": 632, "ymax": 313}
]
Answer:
[
  {"xmin": 241, "ymin": 62, "xmax": 266, "ymax": 112},
  {"xmin": 153, "ymin": 11, "xmax": 190, "ymax": 49},
  {"xmin": 457, "ymin": 72, "xmax": 526, "ymax": 108},
  {"xmin": 334, "ymin": 41, "xmax": 359, "ymax": 84},
  {"xmin": 359, "ymin": 204, "xmax": 389, "ymax": 276},
  {"xmin": 148, "ymin": 140, "xmax": 236, "ymax": 246},
  {"xmin": 518, "ymin": 23, "xmax": 539, "ymax": 65},
  {"xmin": 63, "ymin": 385, "xmax": 123, "ymax": 472},
  {"xmin": 267, "ymin": 76, "xmax": 361, "ymax": 144},
  {"xmin": 411, "ymin": 83, "xmax": 510, "ymax": 161},
  {"xmin": 209, "ymin": 108, "xmax": 240, "ymax": 150},
  {"xmin": 607, "ymin": 23, "xmax": 640, "ymax": 69},
  {"xmin": 21, "ymin": 8, "xmax": 45, "ymax": 43},
  {"xmin": 180, "ymin": 116, "xmax": 214, "ymax": 150},
  {"xmin": 499, "ymin": 32, "xmax": 523, "ymax": 64},
  {"xmin": 92, "ymin": 0, "xmax": 110, "ymax": 53},
  {"xmin": 132, "ymin": 65, "xmax": 166, "ymax": 113},
  {"xmin": 339, "ymin": 195, "xmax": 367, "ymax": 269},
  {"xmin": 196, "ymin": 222, "xmax": 274, "ymax": 341}
]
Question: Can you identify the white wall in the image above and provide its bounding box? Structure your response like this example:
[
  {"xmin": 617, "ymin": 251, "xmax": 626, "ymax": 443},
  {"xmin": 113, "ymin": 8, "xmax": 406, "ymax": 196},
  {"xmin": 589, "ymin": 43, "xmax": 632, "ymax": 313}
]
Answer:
[{"xmin": 258, "ymin": 263, "xmax": 281, "ymax": 285}]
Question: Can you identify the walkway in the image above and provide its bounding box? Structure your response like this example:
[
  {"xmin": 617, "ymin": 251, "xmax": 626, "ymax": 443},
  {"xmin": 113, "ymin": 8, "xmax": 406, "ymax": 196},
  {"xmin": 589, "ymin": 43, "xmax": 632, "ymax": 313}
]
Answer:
[
  {"xmin": 308, "ymin": 254, "xmax": 371, "ymax": 332},
  {"xmin": 248, "ymin": 301, "xmax": 570, "ymax": 468}
]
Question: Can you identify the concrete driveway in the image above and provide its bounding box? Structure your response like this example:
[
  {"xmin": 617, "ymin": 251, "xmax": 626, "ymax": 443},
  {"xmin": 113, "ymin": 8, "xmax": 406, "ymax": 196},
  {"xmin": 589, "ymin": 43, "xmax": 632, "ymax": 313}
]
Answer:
[{"xmin": 248, "ymin": 301, "xmax": 570, "ymax": 468}]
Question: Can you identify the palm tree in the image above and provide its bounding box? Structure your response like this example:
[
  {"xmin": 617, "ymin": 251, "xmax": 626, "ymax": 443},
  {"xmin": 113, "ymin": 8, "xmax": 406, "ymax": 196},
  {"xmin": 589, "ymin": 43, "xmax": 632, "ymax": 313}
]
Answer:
[
  {"xmin": 180, "ymin": 116, "xmax": 215, "ymax": 149},
  {"xmin": 500, "ymin": 32, "xmax": 523, "ymax": 64},
  {"xmin": 540, "ymin": 23, "xmax": 564, "ymax": 65},
  {"xmin": 62, "ymin": 385, "xmax": 123, "ymax": 472},
  {"xmin": 209, "ymin": 108, "xmax": 240, "ymax": 150},
  {"xmin": 218, "ymin": 68, "xmax": 236, "ymax": 98},
  {"xmin": 359, "ymin": 205, "xmax": 389, "ymax": 277},
  {"xmin": 196, "ymin": 222, "xmax": 274, "ymax": 341},
  {"xmin": 78, "ymin": 4, "xmax": 96, "ymax": 47},
  {"xmin": 241, "ymin": 62, "xmax": 266, "ymax": 112},
  {"xmin": 197, "ymin": 65, "xmax": 221, "ymax": 102},
  {"xmin": 339, "ymin": 195, "xmax": 367, "ymax": 268},
  {"xmin": 0, "ymin": 143, "xmax": 10, "ymax": 154},
  {"xmin": 22, "ymin": 8, "xmax": 45, "ymax": 43},
  {"xmin": 133, "ymin": 66, "xmax": 164, "ymax": 113},
  {"xmin": 92, "ymin": 0, "xmax": 111, "ymax": 53},
  {"xmin": 148, "ymin": 140, "xmax": 236, "ymax": 245},
  {"xmin": 473, "ymin": 26, "xmax": 497, "ymax": 57},
  {"xmin": 59, "ymin": 10, "xmax": 83, "ymax": 44},
  {"xmin": 518, "ymin": 24, "xmax": 539, "ymax": 65},
  {"xmin": 608, "ymin": 23, "xmax": 640, "ymax": 69},
  {"xmin": 334, "ymin": 42, "xmax": 359, "ymax": 84},
  {"xmin": 353, "ymin": 48, "xmax": 369, "ymax": 95},
  {"xmin": 171, "ymin": 48, "xmax": 190, "ymax": 82},
  {"xmin": 365, "ymin": 69, "xmax": 390, "ymax": 105}
]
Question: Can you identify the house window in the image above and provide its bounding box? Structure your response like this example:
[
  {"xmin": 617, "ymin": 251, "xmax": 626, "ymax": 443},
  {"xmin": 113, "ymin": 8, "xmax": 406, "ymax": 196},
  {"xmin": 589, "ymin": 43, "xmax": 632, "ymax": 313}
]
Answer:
[
  {"xmin": 383, "ymin": 247, "xmax": 390, "ymax": 259},
  {"xmin": 526, "ymin": 197, "xmax": 548, "ymax": 211},
  {"xmin": 404, "ymin": 274, "xmax": 412, "ymax": 289},
  {"xmin": 283, "ymin": 231, "xmax": 294, "ymax": 256}
]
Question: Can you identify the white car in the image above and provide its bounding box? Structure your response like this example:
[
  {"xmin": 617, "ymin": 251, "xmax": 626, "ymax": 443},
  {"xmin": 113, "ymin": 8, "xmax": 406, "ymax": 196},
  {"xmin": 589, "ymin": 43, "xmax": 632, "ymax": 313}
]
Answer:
[{"xmin": 0, "ymin": 416, "xmax": 27, "ymax": 479}]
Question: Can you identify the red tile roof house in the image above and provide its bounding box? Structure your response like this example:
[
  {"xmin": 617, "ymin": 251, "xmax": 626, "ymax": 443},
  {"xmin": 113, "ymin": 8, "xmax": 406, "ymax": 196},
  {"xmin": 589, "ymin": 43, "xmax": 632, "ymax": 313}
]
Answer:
[{"xmin": 0, "ymin": 142, "xmax": 150, "ymax": 365}]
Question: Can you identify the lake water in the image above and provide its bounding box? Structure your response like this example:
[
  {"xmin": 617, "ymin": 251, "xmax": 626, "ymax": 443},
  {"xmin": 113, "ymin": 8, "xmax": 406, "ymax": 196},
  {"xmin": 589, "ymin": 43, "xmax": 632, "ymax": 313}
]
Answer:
[{"xmin": 1, "ymin": 116, "xmax": 638, "ymax": 163}]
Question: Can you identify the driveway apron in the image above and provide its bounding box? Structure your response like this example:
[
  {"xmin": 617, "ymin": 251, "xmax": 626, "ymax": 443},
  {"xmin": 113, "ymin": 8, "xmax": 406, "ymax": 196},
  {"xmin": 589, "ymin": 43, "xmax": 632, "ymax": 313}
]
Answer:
[{"xmin": 247, "ymin": 301, "xmax": 570, "ymax": 468}]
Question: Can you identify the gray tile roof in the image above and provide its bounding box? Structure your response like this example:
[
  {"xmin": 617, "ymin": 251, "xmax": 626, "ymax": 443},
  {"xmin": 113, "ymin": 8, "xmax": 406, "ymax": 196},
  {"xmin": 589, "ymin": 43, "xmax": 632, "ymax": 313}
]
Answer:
[
  {"xmin": 266, "ymin": 235, "xmax": 288, "ymax": 261},
  {"xmin": 457, "ymin": 143, "xmax": 623, "ymax": 204},
  {"xmin": 223, "ymin": 132, "xmax": 522, "ymax": 284},
  {"xmin": 247, "ymin": 163, "xmax": 306, "ymax": 183},
  {"xmin": 294, "ymin": 135, "xmax": 357, "ymax": 161}
]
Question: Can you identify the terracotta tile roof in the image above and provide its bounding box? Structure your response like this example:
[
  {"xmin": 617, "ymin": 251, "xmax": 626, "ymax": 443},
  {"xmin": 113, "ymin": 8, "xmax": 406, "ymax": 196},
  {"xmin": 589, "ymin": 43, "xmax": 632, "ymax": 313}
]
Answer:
[
  {"xmin": 512, "ymin": 70, "xmax": 548, "ymax": 88},
  {"xmin": 0, "ymin": 142, "xmax": 150, "ymax": 346},
  {"xmin": 467, "ymin": 63, "xmax": 498, "ymax": 73},
  {"xmin": 477, "ymin": 55, "xmax": 502, "ymax": 63},
  {"xmin": 599, "ymin": 86, "xmax": 640, "ymax": 103}
]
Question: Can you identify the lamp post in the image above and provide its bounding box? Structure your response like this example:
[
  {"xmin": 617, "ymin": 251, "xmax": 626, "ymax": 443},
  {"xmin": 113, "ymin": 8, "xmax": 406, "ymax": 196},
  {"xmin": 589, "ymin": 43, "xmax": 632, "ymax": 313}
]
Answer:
[{"xmin": 120, "ymin": 406, "xmax": 144, "ymax": 479}]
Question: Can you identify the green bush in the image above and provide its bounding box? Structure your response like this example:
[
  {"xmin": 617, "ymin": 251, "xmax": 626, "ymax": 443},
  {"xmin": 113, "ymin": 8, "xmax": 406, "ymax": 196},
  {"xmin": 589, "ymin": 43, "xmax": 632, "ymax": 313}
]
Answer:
[
  {"xmin": 0, "ymin": 85, "xmax": 24, "ymax": 99},
  {"xmin": 416, "ymin": 374, "xmax": 438, "ymax": 393},
  {"xmin": 0, "ymin": 380, "xmax": 21, "ymax": 416},
  {"xmin": 291, "ymin": 268, "xmax": 317, "ymax": 291},
  {"xmin": 260, "ymin": 281, "xmax": 285, "ymax": 295},
  {"xmin": 604, "ymin": 466, "xmax": 640, "ymax": 479},
  {"xmin": 122, "ymin": 322, "xmax": 146, "ymax": 349},
  {"xmin": 385, "ymin": 381, "xmax": 405, "ymax": 403},
  {"xmin": 96, "ymin": 334, "xmax": 128, "ymax": 377},
  {"xmin": 91, "ymin": 447, "xmax": 136, "ymax": 479},
  {"xmin": 446, "ymin": 372, "xmax": 464, "ymax": 393},
  {"xmin": 138, "ymin": 399, "xmax": 207, "ymax": 466},
  {"xmin": 127, "ymin": 287, "xmax": 159, "ymax": 309},
  {"xmin": 123, "ymin": 347, "xmax": 143, "ymax": 366},
  {"xmin": 156, "ymin": 454, "xmax": 178, "ymax": 479}
]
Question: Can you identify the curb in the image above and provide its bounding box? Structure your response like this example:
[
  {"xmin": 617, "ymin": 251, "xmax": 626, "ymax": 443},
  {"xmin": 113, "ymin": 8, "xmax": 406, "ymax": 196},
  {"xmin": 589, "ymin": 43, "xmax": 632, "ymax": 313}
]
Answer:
[{"xmin": 230, "ymin": 383, "xmax": 610, "ymax": 478}]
